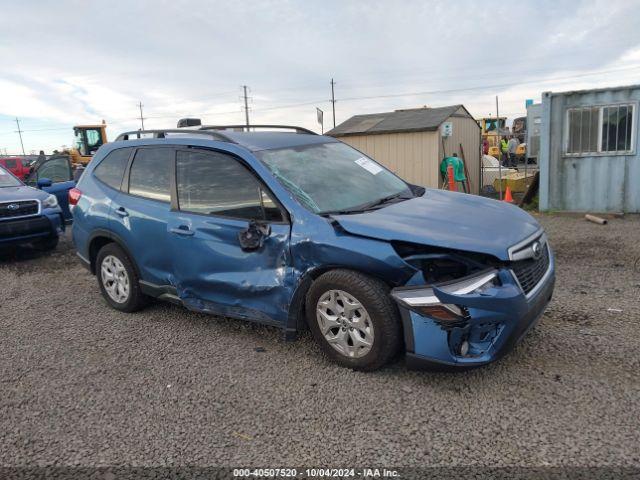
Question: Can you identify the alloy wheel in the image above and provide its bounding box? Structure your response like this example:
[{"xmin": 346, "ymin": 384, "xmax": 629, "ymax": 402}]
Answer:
[
  {"xmin": 100, "ymin": 255, "xmax": 130, "ymax": 304},
  {"xmin": 316, "ymin": 289, "xmax": 374, "ymax": 358}
]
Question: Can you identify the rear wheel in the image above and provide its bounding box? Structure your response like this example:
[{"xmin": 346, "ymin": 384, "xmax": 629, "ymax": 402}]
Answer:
[
  {"xmin": 96, "ymin": 243, "xmax": 148, "ymax": 312},
  {"xmin": 306, "ymin": 269, "xmax": 402, "ymax": 371}
]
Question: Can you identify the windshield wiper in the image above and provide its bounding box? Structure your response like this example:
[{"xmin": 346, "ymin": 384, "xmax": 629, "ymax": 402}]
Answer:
[
  {"xmin": 320, "ymin": 192, "xmax": 412, "ymax": 216},
  {"xmin": 356, "ymin": 192, "xmax": 412, "ymax": 211},
  {"xmin": 320, "ymin": 207, "xmax": 371, "ymax": 216}
]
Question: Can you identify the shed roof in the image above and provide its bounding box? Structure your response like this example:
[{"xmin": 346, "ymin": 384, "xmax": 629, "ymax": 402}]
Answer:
[{"xmin": 326, "ymin": 104, "xmax": 475, "ymax": 137}]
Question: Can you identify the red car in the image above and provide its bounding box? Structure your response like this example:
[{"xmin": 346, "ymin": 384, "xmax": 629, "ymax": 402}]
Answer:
[{"xmin": 0, "ymin": 157, "xmax": 31, "ymax": 180}]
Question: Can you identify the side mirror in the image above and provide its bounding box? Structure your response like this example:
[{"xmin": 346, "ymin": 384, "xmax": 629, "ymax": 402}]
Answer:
[
  {"xmin": 238, "ymin": 220, "xmax": 271, "ymax": 251},
  {"xmin": 37, "ymin": 178, "xmax": 53, "ymax": 189}
]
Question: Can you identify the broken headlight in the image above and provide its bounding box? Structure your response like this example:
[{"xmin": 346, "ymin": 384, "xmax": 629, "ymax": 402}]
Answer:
[{"xmin": 391, "ymin": 269, "xmax": 498, "ymax": 325}]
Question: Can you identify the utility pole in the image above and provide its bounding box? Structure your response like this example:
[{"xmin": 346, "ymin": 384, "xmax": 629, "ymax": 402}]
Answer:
[
  {"xmin": 496, "ymin": 95, "xmax": 503, "ymax": 201},
  {"xmin": 15, "ymin": 118, "xmax": 25, "ymax": 156},
  {"xmin": 138, "ymin": 101, "xmax": 145, "ymax": 130},
  {"xmin": 330, "ymin": 78, "xmax": 336, "ymax": 128},
  {"xmin": 242, "ymin": 85, "xmax": 250, "ymax": 127}
]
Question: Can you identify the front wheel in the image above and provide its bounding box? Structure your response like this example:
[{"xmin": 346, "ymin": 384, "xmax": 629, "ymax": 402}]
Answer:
[{"xmin": 306, "ymin": 269, "xmax": 402, "ymax": 371}]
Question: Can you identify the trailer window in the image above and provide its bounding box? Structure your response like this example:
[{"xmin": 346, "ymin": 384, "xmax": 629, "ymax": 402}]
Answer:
[{"xmin": 566, "ymin": 104, "xmax": 634, "ymax": 155}]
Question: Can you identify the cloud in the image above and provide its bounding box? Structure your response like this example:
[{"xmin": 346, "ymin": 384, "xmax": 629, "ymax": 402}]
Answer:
[{"xmin": 0, "ymin": 0, "xmax": 639, "ymax": 152}]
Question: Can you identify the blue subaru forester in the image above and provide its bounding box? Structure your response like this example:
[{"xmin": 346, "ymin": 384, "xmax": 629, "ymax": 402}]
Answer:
[{"xmin": 72, "ymin": 124, "xmax": 554, "ymax": 371}]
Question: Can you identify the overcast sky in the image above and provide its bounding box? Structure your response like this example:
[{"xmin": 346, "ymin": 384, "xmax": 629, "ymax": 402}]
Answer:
[{"xmin": 1, "ymin": 0, "xmax": 640, "ymax": 153}]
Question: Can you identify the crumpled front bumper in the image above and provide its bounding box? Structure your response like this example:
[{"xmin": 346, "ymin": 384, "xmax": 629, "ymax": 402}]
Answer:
[{"xmin": 394, "ymin": 252, "xmax": 555, "ymax": 370}]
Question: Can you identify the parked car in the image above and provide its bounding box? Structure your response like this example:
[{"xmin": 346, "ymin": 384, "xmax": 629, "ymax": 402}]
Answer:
[
  {"xmin": 24, "ymin": 154, "xmax": 76, "ymax": 222},
  {"xmin": 0, "ymin": 164, "xmax": 65, "ymax": 251},
  {"xmin": 72, "ymin": 126, "xmax": 555, "ymax": 371},
  {"xmin": 0, "ymin": 157, "xmax": 31, "ymax": 180}
]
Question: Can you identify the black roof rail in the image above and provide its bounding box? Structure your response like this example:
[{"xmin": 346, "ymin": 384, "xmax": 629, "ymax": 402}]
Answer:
[
  {"xmin": 115, "ymin": 129, "xmax": 235, "ymax": 143},
  {"xmin": 199, "ymin": 125, "xmax": 318, "ymax": 135}
]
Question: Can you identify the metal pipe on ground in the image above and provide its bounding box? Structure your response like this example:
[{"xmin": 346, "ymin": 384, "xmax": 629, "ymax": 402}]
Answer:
[{"xmin": 585, "ymin": 214, "xmax": 608, "ymax": 225}]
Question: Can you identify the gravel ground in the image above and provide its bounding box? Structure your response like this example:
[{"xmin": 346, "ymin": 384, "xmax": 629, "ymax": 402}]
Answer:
[{"xmin": 0, "ymin": 214, "xmax": 639, "ymax": 470}]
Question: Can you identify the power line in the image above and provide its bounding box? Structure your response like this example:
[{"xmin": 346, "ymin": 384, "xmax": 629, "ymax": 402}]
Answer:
[
  {"xmin": 231, "ymin": 64, "xmax": 640, "ymax": 115},
  {"xmin": 1, "ymin": 63, "xmax": 638, "ymax": 139},
  {"xmin": 7, "ymin": 127, "xmax": 69, "ymax": 133},
  {"xmin": 205, "ymin": 47, "xmax": 640, "ymax": 100},
  {"xmin": 336, "ymin": 65, "xmax": 640, "ymax": 104},
  {"xmin": 144, "ymin": 109, "xmax": 241, "ymax": 120},
  {"xmin": 252, "ymin": 99, "xmax": 326, "ymax": 113}
]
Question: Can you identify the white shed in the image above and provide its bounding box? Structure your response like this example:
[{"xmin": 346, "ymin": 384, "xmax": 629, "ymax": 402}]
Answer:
[{"xmin": 327, "ymin": 105, "xmax": 481, "ymax": 193}]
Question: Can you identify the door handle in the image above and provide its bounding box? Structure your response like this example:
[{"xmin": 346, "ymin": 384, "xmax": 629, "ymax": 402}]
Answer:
[
  {"xmin": 170, "ymin": 226, "xmax": 195, "ymax": 236},
  {"xmin": 115, "ymin": 207, "xmax": 129, "ymax": 217}
]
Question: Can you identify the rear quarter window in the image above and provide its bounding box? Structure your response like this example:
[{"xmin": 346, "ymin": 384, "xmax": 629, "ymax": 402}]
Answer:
[
  {"xmin": 128, "ymin": 148, "xmax": 173, "ymax": 202},
  {"xmin": 93, "ymin": 148, "xmax": 133, "ymax": 190}
]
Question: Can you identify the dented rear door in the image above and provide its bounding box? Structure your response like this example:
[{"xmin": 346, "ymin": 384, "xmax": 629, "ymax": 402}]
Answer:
[{"xmin": 168, "ymin": 148, "xmax": 294, "ymax": 325}]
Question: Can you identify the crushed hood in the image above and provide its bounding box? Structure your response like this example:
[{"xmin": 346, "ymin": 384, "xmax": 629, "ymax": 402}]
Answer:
[{"xmin": 332, "ymin": 189, "xmax": 541, "ymax": 261}]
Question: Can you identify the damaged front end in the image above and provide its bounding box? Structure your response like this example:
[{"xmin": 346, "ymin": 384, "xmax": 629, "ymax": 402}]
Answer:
[{"xmin": 390, "ymin": 236, "xmax": 555, "ymax": 369}]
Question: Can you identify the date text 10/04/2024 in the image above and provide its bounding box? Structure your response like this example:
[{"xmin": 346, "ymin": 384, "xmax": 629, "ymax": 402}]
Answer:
[{"xmin": 233, "ymin": 468, "xmax": 400, "ymax": 477}]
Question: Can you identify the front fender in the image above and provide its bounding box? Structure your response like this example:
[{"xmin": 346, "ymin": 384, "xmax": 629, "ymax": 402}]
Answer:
[{"xmin": 285, "ymin": 215, "xmax": 417, "ymax": 335}]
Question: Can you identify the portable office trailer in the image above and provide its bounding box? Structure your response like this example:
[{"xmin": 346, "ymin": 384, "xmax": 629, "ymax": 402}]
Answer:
[
  {"xmin": 539, "ymin": 84, "xmax": 640, "ymax": 212},
  {"xmin": 327, "ymin": 105, "xmax": 481, "ymax": 194}
]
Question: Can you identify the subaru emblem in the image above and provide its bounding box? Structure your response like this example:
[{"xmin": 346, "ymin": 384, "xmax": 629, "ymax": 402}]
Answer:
[{"xmin": 7, "ymin": 203, "xmax": 19, "ymax": 211}]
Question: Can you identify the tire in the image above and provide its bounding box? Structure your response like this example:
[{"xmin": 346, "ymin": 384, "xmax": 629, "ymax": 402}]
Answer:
[
  {"xmin": 95, "ymin": 243, "xmax": 148, "ymax": 313},
  {"xmin": 31, "ymin": 235, "xmax": 59, "ymax": 251},
  {"xmin": 306, "ymin": 269, "xmax": 402, "ymax": 371}
]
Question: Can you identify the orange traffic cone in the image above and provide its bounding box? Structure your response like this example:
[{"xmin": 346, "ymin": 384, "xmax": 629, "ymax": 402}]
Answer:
[{"xmin": 503, "ymin": 186, "xmax": 514, "ymax": 203}]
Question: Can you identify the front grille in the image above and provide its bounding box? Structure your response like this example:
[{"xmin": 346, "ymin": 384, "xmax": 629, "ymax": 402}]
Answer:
[
  {"xmin": 0, "ymin": 200, "xmax": 39, "ymax": 219},
  {"xmin": 0, "ymin": 216, "xmax": 51, "ymax": 238},
  {"xmin": 511, "ymin": 243, "xmax": 550, "ymax": 295}
]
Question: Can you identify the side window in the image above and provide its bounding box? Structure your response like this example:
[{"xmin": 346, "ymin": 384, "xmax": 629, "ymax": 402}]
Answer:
[
  {"xmin": 5, "ymin": 159, "xmax": 17, "ymax": 169},
  {"xmin": 74, "ymin": 129, "xmax": 86, "ymax": 155},
  {"xmin": 86, "ymin": 129, "xmax": 103, "ymax": 148},
  {"xmin": 128, "ymin": 148, "xmax": 173, "ymax": 202},
  {"xmin": 176, "ymin": 150, "xmax": 283, "ymax": 221},
  {"xmin": 36, "ymin": 157, "xmax": 72, "ymax": 183},
  {"xmin": 93, "ymin": 148, "xmax": 132, "ymax": 190}
]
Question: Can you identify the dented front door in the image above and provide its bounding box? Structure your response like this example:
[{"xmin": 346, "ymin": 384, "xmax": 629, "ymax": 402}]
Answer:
[{"xmin": 167, "ymin": 149, "xmax": 294, "ymax": 325}]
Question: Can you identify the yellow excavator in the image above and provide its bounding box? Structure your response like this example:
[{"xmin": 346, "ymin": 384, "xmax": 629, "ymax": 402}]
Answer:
[
  {"xmin": 477, "ymin": 116, "xmax": 506, "ymax": 159},
  {"xmin": 68, "ymin": 121, "xmax": 108, "ymax": 166}
]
